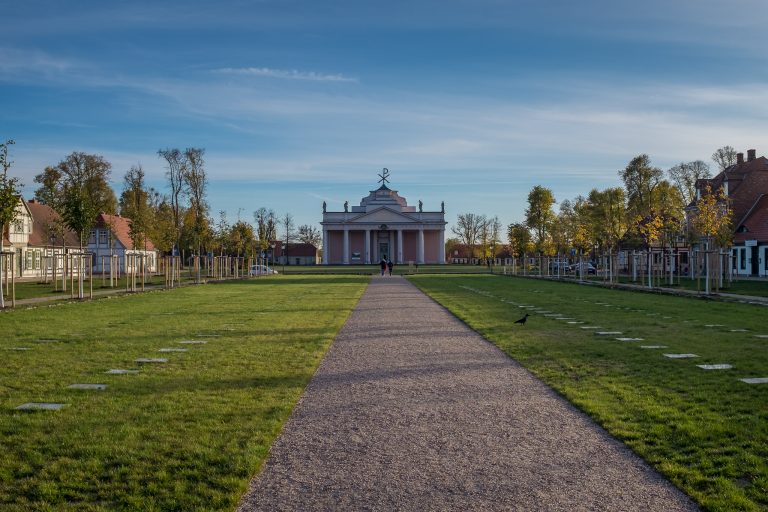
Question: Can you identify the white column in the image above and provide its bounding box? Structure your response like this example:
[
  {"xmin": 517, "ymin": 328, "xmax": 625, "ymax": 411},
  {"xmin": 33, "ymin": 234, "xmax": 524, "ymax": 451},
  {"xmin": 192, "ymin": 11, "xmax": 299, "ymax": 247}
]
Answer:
[
  {"xmin": 343, "ymin": 228, "xmax": 350, "ymax": 264},
  {"xmin": 418, "ymin": 228, "xmax": 425, "ymax": 264},
  {"xmin": 438, "ymin": 228, "xmax": 446, "ymax": 264},
  {"xmin": 322, "ymin": 228, "xmax": 329, "ymax": 264},
  {"xmin": 397, "ymin": 229, "xmax": 403, "ymax": 263},
  {"xmin": 365, "ymin": 229, "xmax": 371, "ymax": 264}
]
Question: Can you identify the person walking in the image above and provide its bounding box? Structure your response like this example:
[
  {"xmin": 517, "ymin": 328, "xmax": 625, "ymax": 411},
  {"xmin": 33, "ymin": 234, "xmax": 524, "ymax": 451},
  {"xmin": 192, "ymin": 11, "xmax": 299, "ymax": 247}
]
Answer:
[
  {"xmin": 379, "ymin": 258, "xmax": 387, "ymax": 276},
  {"xmin": 387, "ymin": 258, "xmax": 394, "ymax": 276}
]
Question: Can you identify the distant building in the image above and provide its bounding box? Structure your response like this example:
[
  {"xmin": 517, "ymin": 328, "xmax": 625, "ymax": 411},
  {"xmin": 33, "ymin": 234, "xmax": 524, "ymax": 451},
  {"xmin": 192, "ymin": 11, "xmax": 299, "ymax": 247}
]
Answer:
[
  {"xmin": 321, "ymin": 172, "xmax": 446, "ymax": 264},
  {"xmin": 89, "ymin": 213, "xmax": 158, "ymax": 273},
  {"xmin": 690, "ymin": 148, "xmax": 768, "ymax": 277},
  {"xmin": 275, "ymin": 242, "xmax": 320, "ymax": 265}
]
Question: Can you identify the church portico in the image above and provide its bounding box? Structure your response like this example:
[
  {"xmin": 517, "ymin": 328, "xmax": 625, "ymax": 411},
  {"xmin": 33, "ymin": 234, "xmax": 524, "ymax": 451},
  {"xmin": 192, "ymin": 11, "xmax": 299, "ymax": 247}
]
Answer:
[{"xmin": 321, "ymin": 170, "xmax": 446, "ymax": 265}]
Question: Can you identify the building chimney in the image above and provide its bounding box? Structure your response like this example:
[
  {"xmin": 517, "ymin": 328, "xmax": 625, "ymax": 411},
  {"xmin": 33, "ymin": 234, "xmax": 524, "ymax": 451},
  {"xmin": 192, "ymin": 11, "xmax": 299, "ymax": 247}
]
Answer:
[
  {"xmin": 747, "ymin": 149, "xmax": 756, "ymax": 161},
  {"xmin": 737, "ymin": 152, "xmax": 744, "ymax": 164}
]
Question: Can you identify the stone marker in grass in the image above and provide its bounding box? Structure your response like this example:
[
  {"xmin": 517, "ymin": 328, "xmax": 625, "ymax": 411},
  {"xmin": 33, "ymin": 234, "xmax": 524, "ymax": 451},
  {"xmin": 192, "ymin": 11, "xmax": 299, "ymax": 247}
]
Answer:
[
  {"xmin": 704, "ymin": 324, "xmax": 724, "ymax": 328},
  {"xmin": 739, "ymin": 377, "xmax": 768, "ymax": 384},
  {"xmin": 567, "ymin": 321, "xmax": 584, "ymax": 324},
  {"xmin": 640, "ymin": 345, "xmax": 667, "ymax": 349},
  {"xmin": 15, "ymin": 403, "xmax": 67, "ymax": 411},
  {"xmin": 7, "ymin": 347, "xmax": 31, "ymax": 351},
  {"xmin": 595, "ymin": 331, "xmax": 623, "ymax": 336},
  {"xmin": 68, "ymin": 384, "xmax": 107, "ymax": 390},
  {"xmin": 730, "ymin": 329, "xmax": 749, "ymax": 332},
  {"xmin": 36, "ymin": 339, "xmax": 60, "ymax": 343},
  {"xmin": 195, "ymin": 334, "xmax": 222, "ymax": 337},
  {"xmin": 105, "ymin": 369, "xmax": 139, "ymax": 374},
  {"xmin": 580, "ymin": 326, "xmax": 602, "ymax": 329},
  {"xmin": 664, "ymin": 353, "xmax": 699, "ymax": 359},
  {"xmin": 159, "ymin": 348, "xmax": 188, "ymax": 353},
  {"xmin": 136, "ymin": 358, "xmax": 168, "ymax": 364},
  {"xmin": 697, "ymin": 364, "xmax": 732, "ymax": 370},
  {"xmin": 179, "ymin": 340, "xmax": 207, "ymax": 345},
  {"xmin": 754, "ymin": 335, "xmax": 768, "ymax": 339},
  {"xmin": 615, "ymin": 337, "xmax": 644, "ymax": 341}
]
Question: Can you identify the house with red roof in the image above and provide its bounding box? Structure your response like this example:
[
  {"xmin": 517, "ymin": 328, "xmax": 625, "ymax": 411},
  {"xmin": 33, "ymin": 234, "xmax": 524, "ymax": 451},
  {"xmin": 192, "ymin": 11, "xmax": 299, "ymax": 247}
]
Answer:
[
  {"xmin": 690, "ymin": 148, "xmax": 768, "ymax": 277},
  {"xmin": 22, "ymin": 200, "xmax": 80, "ymax": 279},
  {"xmin": 88, "ymin": 213, "xmax": 158, "ymax": 273}
]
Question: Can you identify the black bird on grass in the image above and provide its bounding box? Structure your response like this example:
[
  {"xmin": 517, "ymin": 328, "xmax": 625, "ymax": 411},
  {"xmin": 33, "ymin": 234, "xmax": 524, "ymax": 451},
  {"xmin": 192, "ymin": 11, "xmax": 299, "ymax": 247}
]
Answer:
[{"xmin": 514, "ymin": 313, "xmax": 529, "ymax": 325}]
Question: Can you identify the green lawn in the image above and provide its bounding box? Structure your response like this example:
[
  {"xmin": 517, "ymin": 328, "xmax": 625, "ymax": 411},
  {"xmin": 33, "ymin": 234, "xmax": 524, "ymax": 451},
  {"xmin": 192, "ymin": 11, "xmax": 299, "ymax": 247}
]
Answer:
[
  {"xmin": 1, "ymin": 275, "xmax": 368, "ymax": 511},
  {"xmin": 409, "ymin": 274, "xmax": 768, "ymax": 512},
  {"xmin": 275, "ymin": 264, "xmax": 494, "ymax": 275}
]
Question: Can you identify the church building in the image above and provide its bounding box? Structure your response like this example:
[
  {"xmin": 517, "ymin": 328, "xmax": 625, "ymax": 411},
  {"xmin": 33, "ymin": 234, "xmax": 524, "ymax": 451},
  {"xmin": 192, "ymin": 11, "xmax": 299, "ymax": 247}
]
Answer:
[{"xmin": 321, "ymin": 170, "xmax": 446, "ymax": 265}]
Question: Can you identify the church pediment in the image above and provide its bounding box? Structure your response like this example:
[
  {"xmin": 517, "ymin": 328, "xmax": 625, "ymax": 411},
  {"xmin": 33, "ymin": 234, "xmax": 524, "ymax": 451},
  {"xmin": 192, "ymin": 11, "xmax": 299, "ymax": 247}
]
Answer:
[{"xmin": 347, "ymin": 207, "xmax": 417, "ymax": 224}]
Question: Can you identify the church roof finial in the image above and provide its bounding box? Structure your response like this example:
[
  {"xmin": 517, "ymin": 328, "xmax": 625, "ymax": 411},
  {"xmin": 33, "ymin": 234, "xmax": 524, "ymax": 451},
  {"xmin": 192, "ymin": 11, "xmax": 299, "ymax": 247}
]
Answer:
[{"xmin": 377, "ymin": 167, "xmax": 391, "ymax": 189}]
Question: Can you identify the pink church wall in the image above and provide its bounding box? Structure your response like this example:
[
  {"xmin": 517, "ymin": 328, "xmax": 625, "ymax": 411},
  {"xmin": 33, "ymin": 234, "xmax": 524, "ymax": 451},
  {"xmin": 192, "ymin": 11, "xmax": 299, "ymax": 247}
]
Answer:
[
  {"xmin": 402, "ymin": 231, "xmax": 418, "ymax": 262},
  {"xmin": 329, "ymin": 231, "xmax": 344, "ymax": 264},
  {"xmin": 349, "ymin": 231, "xmax": 364, "ymax": 263},
  {"xmin": 424, "ymin": 230, "xmax": 440, "ymax": 263}
]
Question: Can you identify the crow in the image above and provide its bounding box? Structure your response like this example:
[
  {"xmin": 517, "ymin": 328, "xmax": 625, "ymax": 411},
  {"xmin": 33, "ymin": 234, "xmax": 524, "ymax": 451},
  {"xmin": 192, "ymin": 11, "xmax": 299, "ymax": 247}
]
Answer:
[{"xmin": 514, "ymin": 313, "xmax": 529, "ymax": 325}]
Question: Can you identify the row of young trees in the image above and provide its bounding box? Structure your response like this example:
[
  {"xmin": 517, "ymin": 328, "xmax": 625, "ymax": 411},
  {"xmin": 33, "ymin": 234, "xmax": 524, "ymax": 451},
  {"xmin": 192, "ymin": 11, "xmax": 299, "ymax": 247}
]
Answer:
[
  {"xmin": 1, "ymin": 140, "xmax": 324, "ymax": 268},
  {"xmin": 452, "ymin": 146, "xmax": 736, "ymax": 265}
]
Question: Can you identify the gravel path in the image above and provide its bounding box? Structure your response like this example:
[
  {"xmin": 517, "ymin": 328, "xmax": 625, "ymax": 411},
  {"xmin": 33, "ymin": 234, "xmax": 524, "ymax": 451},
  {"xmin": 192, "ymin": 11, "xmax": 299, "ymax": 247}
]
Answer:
[{"xmin": 237, "ymin": 276, "xmax": 698, "ymax": 511}]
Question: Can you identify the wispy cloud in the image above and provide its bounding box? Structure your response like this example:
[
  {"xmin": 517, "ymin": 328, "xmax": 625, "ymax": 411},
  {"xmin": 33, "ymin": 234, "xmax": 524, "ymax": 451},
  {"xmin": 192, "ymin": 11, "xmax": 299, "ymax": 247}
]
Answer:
[{"xmin": 213, "ymin": 67, "xmax": 357, "ymax": 83}]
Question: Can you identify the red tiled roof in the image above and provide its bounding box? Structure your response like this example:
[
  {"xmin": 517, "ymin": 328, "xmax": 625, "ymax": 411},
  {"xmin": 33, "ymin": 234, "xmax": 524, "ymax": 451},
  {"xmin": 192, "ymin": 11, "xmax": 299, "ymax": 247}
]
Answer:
[
  {"xmin": 733, "ymin": 194, "xmax": 768, "ymax": 243},
  {"xmin": 26, "ymin": 200, "xmax": 80, "ymax": 247},
  {"xmin": 96, "ymin": 213, "xmax": 156, "ymax": 251},
  {"xmin": 696, "ymin": 155, "xmax": 768, "ymax": 224}
]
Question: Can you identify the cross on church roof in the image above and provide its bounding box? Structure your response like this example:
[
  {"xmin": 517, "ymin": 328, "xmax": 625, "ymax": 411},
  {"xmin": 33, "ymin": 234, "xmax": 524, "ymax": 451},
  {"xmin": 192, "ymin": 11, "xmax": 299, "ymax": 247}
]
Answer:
[{"xmin": 377, "ymin": 167, "xmax": 390, "ymax": 187}]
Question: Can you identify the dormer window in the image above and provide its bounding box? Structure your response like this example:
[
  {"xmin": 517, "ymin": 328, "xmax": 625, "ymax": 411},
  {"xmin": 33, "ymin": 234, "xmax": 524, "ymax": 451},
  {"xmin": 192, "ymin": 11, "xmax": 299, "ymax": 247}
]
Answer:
[{"xmin": 737, "ymin": 226, "xmax": 748, "ymax": 233}]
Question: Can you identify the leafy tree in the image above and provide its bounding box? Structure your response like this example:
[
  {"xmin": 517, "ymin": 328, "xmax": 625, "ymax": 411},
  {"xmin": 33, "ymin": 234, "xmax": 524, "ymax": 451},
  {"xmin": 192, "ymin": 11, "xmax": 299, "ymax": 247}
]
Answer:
[
  {"xmin": 452, "ymin": 213, "xmax": 485, "ymax": 261},
  {"xmin": 587, "ymin": 187, "xmax": 626, "ymax": 251},
  {"xmin": 691, "ymin": 184, "xmax": 732, "ymax": 246},
  {"xmin": 524, "ymin": 185, "xmax": 555, "ymax": 256},
  {"xmin": 38, "ymin": 152, "xmax": 117, "ymax": 248},
  {"xmin": 507, "ymin": 223, "xmax": 532, "ymax": 259},
  {"xmin": 668, "ymin": 160, "xmax": 711, "ymax": 205},
  {"xmin": 148, "ymin": 195, "xmax": 176, "ymax": 253},
  {"xmin": 33, "ymin": 166, "xmax": 65, "ymax": 208},
  {"xmin": 297, "ymin": 224, "xmax": 322, "ymax": 247},
  {"xmin": 712, "ymin": 145, "xmax": 737, "ymax": 172},
  {"xmin": 619, "ymin": 154, "xmax": 662, "ymax": 223},
  {"xmin": 230, "ymin": 220, "xmax": 255, "ymax": 258},
  {"xmin": 214, "ymin": 210, "xmax": 230, "ymax": 255},
  {"xmin": 0, "ymin": 139, "xmax": 22, "ymax": 309}
]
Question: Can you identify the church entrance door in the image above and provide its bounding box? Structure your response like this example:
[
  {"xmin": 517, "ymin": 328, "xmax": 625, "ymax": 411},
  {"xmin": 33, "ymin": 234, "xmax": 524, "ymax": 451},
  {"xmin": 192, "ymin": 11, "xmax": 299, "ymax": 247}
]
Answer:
[{"xmin": 379, "ymin": 242, "xmax": 389, "ymax": 261}]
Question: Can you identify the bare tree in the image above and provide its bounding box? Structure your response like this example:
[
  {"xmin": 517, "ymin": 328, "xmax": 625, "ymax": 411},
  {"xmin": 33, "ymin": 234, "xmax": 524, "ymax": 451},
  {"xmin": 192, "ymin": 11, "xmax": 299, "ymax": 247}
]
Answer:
[
  {"xmin": 711, "ymin": 145, "xmax": 737, "ymax": 172},
  {"xmin": 253, "ymin": 207, "xmax": 277, "ymax": 255},
  {"xmin": 280, "ymin": 212, "xmax": 295, "ymax": 269},
  {"xmin": 183, "ymin": 148, "xmax": 208, "ymax": 258},
  {"xmin": 158, "ymin": 148, "xmax": 187, "ymax": 252},
  {"xmin": 668, "ymin": 160, "xmax": 711, "ymax": 205},
  {"xmin": 452, "ymin": 213, "xmax": 485, "ymax": 262},
  {"xmin": 297, "ymin": 224, "xmax": 322, "ymax": 247}
]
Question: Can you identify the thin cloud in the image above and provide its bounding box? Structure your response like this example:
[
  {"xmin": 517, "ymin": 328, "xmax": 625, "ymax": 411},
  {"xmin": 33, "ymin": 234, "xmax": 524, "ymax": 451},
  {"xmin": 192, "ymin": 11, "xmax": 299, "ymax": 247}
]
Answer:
[{"xmin": 213, "ymin": 67, "xmax": 357, "ymax": 83}]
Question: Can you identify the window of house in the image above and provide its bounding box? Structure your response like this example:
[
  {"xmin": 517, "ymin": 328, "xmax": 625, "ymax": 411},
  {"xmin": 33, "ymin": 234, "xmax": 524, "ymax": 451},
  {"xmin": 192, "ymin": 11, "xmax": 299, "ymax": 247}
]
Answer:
[
  {"xmin": 99, "ymin": 230, "xmax": 108, "ymax": 246},
  {"xmin": 34, "ymin": 250, "xmax": 41, "ymax": 270},
  {"xmin": 740, "ymin": 248, "xmax": 746, "ymax": 270},
  {"xmin": 25, "ymin": 250, "xmax": 33, "ymax": 270},
  {"xmin": 732, "ymin": 249, "xmax": 737, "ymax": 270},
  {"xmin": 295, "ymin": 258, "xmax": 301, "ymax": 265},
  {"xmin": 88, "ymin": 230, "xmax": 97, "ymax": 245}
]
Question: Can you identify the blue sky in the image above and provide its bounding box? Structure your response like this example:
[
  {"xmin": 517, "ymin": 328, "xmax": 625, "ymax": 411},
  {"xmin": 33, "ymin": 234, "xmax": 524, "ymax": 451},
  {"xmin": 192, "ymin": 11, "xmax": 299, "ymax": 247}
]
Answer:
[{"xmin": 2, "ymin": 0, "xmax": 768, "ymax": 237}]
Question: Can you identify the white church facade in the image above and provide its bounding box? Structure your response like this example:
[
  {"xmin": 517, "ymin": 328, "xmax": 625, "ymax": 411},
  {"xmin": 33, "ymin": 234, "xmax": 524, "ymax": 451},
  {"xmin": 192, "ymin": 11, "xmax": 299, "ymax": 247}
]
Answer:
[{"xmin": 321, "ymin": 170, "xmax": 446, "ymax": 265}]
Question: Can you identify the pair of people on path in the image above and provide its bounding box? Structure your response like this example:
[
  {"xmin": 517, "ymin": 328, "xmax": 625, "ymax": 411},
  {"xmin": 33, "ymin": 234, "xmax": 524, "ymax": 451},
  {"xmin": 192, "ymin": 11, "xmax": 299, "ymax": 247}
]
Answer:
[{"xmin": 379, "ymin": 258, "xmax": 394, "ymax": 276}]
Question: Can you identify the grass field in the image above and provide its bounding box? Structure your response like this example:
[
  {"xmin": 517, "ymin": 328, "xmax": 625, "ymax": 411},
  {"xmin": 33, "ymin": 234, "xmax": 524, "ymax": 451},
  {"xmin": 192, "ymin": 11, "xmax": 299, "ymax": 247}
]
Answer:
[
  {"xmin": 1, "ymin": 275, "xmax": 368, "ymax": 511},
  {"xmin": 409, "ymin": 274, "xmax": 768, "ymax": 511}
]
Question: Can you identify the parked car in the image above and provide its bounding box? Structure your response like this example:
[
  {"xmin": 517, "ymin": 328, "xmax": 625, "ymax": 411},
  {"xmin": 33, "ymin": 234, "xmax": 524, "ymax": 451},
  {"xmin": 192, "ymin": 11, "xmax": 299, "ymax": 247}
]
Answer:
[
  {"xmin": 249, "ymin": 265, "xmax": 278, "ymax": 275},
  {"xmin": 568, "ymin": 262, "xmax": 596, "ymax": 275}
]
